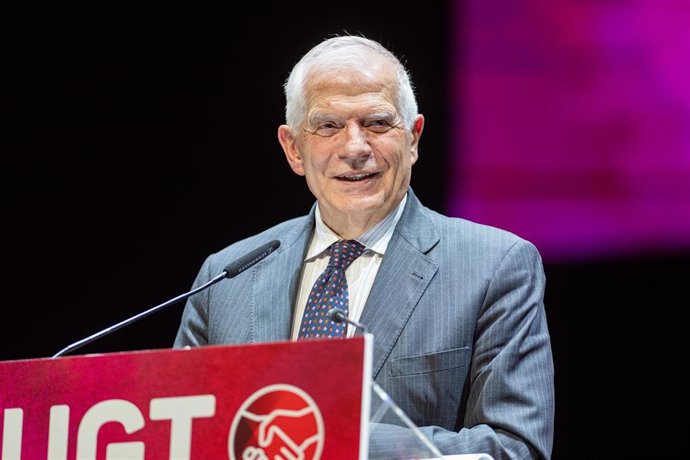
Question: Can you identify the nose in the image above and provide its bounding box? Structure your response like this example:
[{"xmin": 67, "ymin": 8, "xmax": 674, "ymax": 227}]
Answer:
[{"xmin": 340, "ymin": 121, "xmax": 372, "ymax": 161}]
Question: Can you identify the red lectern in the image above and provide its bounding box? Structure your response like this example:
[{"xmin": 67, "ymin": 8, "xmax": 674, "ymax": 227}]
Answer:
[{"xmin": 0, "ymin": 337, "xmax": 372, "ymax": 459}]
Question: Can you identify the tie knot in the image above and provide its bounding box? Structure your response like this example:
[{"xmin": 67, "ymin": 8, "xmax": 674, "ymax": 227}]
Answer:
[{"xmin": 327, "ymin": 240, "xmax": 365, "ymax": 270}]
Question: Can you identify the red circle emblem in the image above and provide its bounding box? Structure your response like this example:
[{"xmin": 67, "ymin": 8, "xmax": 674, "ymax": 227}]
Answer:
[{"xmin": 228, "ymin": 384, "xmax": 324, "ymax": 460}]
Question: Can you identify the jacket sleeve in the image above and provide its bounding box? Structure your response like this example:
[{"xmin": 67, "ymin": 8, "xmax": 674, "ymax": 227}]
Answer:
[{"xmin": 173, "ymin": 255, "xmax": 213, "ymax": 348}]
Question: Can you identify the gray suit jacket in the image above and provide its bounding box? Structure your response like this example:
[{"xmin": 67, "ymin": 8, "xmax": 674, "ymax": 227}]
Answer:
[{"xmin": 174, "ymin": 188, "xmax": 555, "ymax": 459}]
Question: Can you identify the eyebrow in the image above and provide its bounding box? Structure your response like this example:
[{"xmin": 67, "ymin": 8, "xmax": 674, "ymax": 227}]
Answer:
[
  {"xmin": 366, "ymin": 111, "xmax": 396, "ymax": 120},
  {"xmin": 308, "ymin": 112, "xmax": 342, "ymax": 125},
  {"xmin": 308, "ymin": 110, "xmax": 396, "ymax": 124}
]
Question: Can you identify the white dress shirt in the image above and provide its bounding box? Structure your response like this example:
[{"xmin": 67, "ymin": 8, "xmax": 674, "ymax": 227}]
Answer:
[{"xmin": 291, "ymin": 194, "xmax": 408, "ymax": 339}]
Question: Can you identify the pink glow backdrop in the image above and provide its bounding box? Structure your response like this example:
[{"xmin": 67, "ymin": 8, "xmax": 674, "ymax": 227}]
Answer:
[{"xmin": 447, "ymin": 0, "xmax": 690, "ymax": 261}]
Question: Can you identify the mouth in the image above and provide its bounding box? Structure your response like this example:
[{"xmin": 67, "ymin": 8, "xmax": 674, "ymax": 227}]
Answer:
[{"xmin": 335, "ymin": 172, "xmax": 379, "ymax": 182}]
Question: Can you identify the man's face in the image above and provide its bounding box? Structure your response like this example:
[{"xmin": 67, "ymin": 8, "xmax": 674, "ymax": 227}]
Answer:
[{"xmin": 278, "ymin": 63, "xmax": 424, "ymax": 231}]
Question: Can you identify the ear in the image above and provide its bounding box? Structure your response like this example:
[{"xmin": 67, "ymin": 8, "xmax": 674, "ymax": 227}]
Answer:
[
  {"xmin": 277, "ymin": 125, "xmax": 305, "ymax": 176},
  {"xmin": 409, "ymin": 114, "xmax": 425, "ymax": 166}
]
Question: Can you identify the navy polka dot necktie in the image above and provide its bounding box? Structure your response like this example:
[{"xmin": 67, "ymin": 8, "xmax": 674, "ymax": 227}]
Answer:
[{"xmin": 298, "ymin": 240, "xmax": 366, "ymax": 339}]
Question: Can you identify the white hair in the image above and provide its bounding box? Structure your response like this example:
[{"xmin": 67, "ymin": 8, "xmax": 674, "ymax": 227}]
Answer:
[{"xmin": 283, "ymin": 35, "xmax": 418, "ymax": 131}]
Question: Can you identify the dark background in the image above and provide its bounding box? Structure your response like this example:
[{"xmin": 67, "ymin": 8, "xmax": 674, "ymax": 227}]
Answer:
[{"xmin": 1, "ymin": 3, "xmax": 685, "ymax": 458}]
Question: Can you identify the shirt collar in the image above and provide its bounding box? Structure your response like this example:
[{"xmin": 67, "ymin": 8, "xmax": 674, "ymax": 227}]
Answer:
[{"xmin": 305, "ymin": 193, "xmax": 408, "ymax": 261}]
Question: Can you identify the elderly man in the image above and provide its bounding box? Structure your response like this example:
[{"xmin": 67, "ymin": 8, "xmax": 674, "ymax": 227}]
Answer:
[{"xmin": 175, "ymin": 35, "xmax": 554, "ymax": 459}]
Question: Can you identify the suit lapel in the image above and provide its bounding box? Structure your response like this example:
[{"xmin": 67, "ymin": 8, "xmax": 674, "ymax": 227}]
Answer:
[
  {"xmin": 360, "ymin": 190, "xmax": 440, "ymax": 378},
  {"xmin": 251, "ymin": 208, "xmax": 315, "ymax": 343}
]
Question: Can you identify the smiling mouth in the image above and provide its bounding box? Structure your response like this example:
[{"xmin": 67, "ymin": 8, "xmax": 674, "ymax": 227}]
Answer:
[{"xmin": 336, "ymin": 172, "xmax": 379, "ymax": 182}]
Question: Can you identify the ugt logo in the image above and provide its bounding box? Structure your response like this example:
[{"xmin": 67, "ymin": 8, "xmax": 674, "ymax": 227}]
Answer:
[{"xmin": 228, "ymin": 384, "xmax": 324, "ymax": 460}]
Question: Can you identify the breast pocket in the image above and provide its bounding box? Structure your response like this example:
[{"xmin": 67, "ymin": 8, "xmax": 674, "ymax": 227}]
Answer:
[
  {"xmin": 385, "ymin": 347, "xmax": 471, "ymax": 429},
  {"xmin": 389, "ymin": 346, "xmax": 470, "ymax": 377}
]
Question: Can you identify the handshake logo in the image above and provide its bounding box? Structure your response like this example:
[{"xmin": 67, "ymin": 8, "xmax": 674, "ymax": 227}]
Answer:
[{"xmin": 228, "ymin": 384, "xmax": 325, "ymax": 460}]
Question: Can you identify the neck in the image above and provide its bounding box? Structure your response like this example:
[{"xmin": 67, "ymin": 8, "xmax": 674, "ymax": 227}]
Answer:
[
  {"xmin": 321, "ymin": 215, "xmax": 378, "ymax": 240},
  {"xmin": 318, "ymin": 197, "xmax": 405, "ymax": 240}
]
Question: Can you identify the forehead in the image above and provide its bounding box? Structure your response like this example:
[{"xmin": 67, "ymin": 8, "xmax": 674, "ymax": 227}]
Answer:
[{"xmin": 303, "ymin": 63, "xmax": 399, "ymax": 116}]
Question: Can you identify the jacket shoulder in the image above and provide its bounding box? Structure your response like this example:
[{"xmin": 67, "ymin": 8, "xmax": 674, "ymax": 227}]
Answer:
[{"xmin": 423, "ymin": 207, "xmax": 539, "ymax": 254}]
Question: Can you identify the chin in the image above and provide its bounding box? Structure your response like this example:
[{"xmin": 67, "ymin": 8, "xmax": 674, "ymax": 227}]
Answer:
[{"xmin": 336, "ymin": 194, "xmax": 391, "ymax": 215}]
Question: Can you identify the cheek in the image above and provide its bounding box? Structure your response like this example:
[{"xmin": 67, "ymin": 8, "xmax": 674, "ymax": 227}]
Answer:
[
  {"xmin": 302, "ymin": 143, "xmax": 334, "ymax": 172},
  {"xmin": 300, "ymin": 154, "xmax": 331, "ymax": 185},
  {"xmin": 386, "ymin": 146, "xmax": 413, "ymax": 172},
  {"xmin": 304, "ymin": 155, "xmax": 326, "ymax": 175}
]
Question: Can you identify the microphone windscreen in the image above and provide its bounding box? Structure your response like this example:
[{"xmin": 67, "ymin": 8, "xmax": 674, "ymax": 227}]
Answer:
[{"xmin": 224, "ymin": 240, "xmax": 281, "ymax": 278}]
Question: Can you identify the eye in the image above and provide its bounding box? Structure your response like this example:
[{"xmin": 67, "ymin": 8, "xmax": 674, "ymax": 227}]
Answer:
[
  {"xmin": 364, "ymin": 118, "xmax": 394, "ymax": 133},
  {"xmin": 319, "ymin": 121, "xmax": 338, "ymax": 130},
  {"xmin": 308, "ymin": 120, "xmax": 342, "ymax": 137}
]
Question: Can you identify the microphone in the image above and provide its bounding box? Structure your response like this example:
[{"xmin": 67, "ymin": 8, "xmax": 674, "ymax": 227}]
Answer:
[
  {"xmin": 52, "ymin": 240, "xmax": 281, "ymax": 358},
  {"xmin": 327, "ymin": 308, "xmax": 369, "ymax": 334},
  {"xmin": 224, "ymin": 240, "xmax": 281, "ymax": 278}
]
